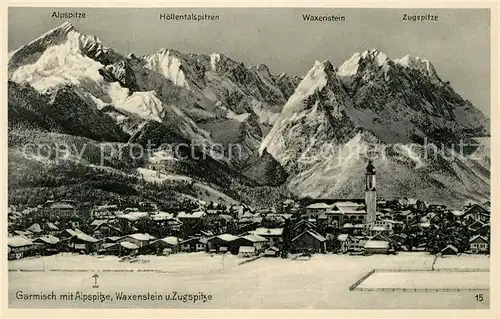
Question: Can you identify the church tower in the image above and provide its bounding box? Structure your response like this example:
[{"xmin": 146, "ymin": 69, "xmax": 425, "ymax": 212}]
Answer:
[{"xmin": 365, "ymin": 160, "xmax": 377, "ymax": 223}]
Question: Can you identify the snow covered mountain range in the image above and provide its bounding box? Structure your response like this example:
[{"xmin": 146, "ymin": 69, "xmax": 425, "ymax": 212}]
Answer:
[{"xmin": 8, "ymin": 22, "xmax": 490, "ymax": 208}]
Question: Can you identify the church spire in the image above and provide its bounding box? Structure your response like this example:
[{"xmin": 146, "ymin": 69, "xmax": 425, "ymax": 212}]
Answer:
[
  {"xmin": 366, "ymin": 159, "xmax": 376, "ymax": 175},
  {"xmin": 365, "ymin": 159, "xmax": 376, "ymax": 191},
  {"xmin": 365, "ymin": 159, "xmax": 377, "ymax": 223}
]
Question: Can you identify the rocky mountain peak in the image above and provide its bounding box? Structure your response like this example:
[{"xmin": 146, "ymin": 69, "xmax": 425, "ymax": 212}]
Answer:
[
  {"xmin": 394, "ymin": 54, "xmax": 440, "ymax": 82},
  {"xmin": 8, "ymin": 21, "xmax": 118, "ymax": 74},
  {"xmin": 48, "ymin": 21, "xmax": 76, "ymax": 35},
  {"xmin": 337, "ymin": 49, "xmax": 390, "ymax": 78},
  {"xmin": 255, "ymin": 63, "xmax": 272, "ymax": 78}
]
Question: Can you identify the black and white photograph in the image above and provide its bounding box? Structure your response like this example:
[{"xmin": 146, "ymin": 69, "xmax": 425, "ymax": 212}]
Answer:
[{"xmin": 4, "ymin": 5, "xmax": 496, "ymax": 312}]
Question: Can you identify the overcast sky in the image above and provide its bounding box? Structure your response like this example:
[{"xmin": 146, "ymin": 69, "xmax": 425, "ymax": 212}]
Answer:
[{"xmin": 8, "ymin": 8, "xmax": 491, "ymax": 116}]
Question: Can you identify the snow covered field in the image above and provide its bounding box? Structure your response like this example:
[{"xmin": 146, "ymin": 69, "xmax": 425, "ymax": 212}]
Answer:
[
  {"xmin": 357, "ymin": 271, "xmax": 489, "ymax": 290},
  {"xmin": 9, "ymin": 253, "xmax": 490, "ymax": 309},
  {"xmin": 8, "ymin": 252, "xmax": 242, "ymax": 274},
  {"xmin": 433, "ymin": 254, "xmax": 491, "ymax": 269}
]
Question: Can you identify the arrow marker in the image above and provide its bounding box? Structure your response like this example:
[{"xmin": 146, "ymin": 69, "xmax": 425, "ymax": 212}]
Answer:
[{"xmin": 92, "ymin": 274, "xmax": 99, "ymax": 288}]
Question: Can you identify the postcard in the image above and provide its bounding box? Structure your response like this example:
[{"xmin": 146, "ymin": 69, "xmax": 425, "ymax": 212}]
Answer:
[{"xmin": 2, "ymin": 2, "xmax": 498, "ymax": 318}]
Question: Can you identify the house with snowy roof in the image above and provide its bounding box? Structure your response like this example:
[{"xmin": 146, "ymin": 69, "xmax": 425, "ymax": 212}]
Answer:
[
  {"xmin": 468, "ymin": 220, "xmax": 486, "ymax": 232},
  {"xmin": 119, "ymin": 241, "xmax": 140, "ymax": 255},
  {"xmin": 337, "ymin": 234, "xmax": 352, "ymax": 253},
  {"xmin": 34, "ymin": 234, "xmax": 60, "ymax": 245},
  {"xmin": 463, "ymin": 204, "xmax": 490, "ymax": 223},
  {"xmin": 59, "ymin": 228, "xmax": 84, "ymax": 239},
  {"xmin": 98, "ymin": 242, "xmax": 120, "ymax": 255},
  {"xmin": 450, "ymin": 210, "xmax": 466, "ymax": 219},
  {"xmin": 334, "ymin": 201, "xmax": 366, "ymax": 209},
  {"xmin": 27, "ymin": 223, "xmax": 43, "ymax": 234},
  {"xmin": 363, "ymin": 240, "xmax": 390, "ymax": 255},
  {"xmin": 249, "ymin": 227, "xmax": 284, "ymax": 247},
  {"xmin": 177, "ymin": 211, "xmax": 206, "ymax": 222},
  {"xmin": 291, "ymin": 230, "xmax": 327, "ymax": 253},
  {"xmin": 39, "ymin": 200, "xmax": 77, "ymax": 220},
  {"xmin": 469, "ymin": 235, "xmax": 489, "ymax": 254},
  {"xmin": 397, "ymin": 210, "xmax": 416, "ymax": 223},
  {"xmin": 68, "ymin": 232, "xmax": 101, "ymax": 254},
  {"xmin": 234, "ymin": 234, "xmax": 268, "ymax": 253},
  {"xmin": 90, "ymin": 219, "xmax": 108, "ymax": 227},
  {"xmin": 180, "ymin": 237, "xmax": 208, "ymax": 252},
  {"xmin": 207, "ymin": 234, "xmax": 239, "ymax": 253},
  {"xmin": 43, "ymin": 222, "xmax": 59, "ymax": 234},
  {"xmin": 92, "ymin": 221, "xmax": 124, "ymax": 239},
  {"xmin": 8, "ymin": 236, "xmax": 36, "ymax": 259},
  {"xmin": 397, "ymin": 197, "xmax": 418, "ymax": 209},
  {"xmin": 292, "ymin": 219, "xmax": 317, "ymax": 234},
  {"xmin": 314, "ymin": 201, "xmax": 368, "ymax": 228},
  {"xmin": 474, "ymin": 222, "xmax": 490, "ymax": 237},
  {"xmin": 13, "ymin": 229, "xmax": 33, "ymax": 238},
  {"xmin": 305, "ymin": 202, "xmax": 333, "ymax": 218},
  {"xmin": 116, "ymin": 211, "xmax": 149, "ymax": 222},
  {"xmin": 148, "ymin": 236, "xmax": 181, "ymax": 254},
  {"xmin": 440, "ymin": 244, "xmax": 459, "ymax": 255},
  {"xmin": 117, "ymin": 233, "xmax": 156, "ymax": 249},
  {"xmin": 33, "ymin": 235, "xmax": 61, "ymax": 255},
  {"xmin": 199, "ymin": 230, "xmax": 214, "ymax": 238}
]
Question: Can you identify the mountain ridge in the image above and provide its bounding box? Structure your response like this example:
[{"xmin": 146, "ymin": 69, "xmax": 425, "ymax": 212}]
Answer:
[
  {"xmin": 259, "ymin": 50, "xmax": 489, "ymax": 208},
  {"xmin": 7, "ymin": 22, "xmax": 490, "ymax": 209}
]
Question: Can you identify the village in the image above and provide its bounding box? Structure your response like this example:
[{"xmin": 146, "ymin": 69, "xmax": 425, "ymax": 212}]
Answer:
[{"xmin": 7, "ymin": 162, "xmax": 491, "ymax": 262}]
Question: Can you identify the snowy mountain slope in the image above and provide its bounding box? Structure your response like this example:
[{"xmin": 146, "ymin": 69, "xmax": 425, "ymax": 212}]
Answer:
[
  {"xmin": 126, "ymin": 55, "xmax": 216, "ymax": 122},
  {"xmin": 7, "ymin": 128, "xmax": 275, "ymax": 208},
  {"xmin": 8, "ymin": 81, "xmax": 129, "ymax": 142},
  {"xmin": 137, "ymin": 48, "xmax": 301, "ymax": 168},
  {"xmin": 286, "ymin": 131, "xmax": 490, "ymax": 208},
  {"xmin": 142, "ymin": 48, "xmax": 201, "ymax": 90},
  {"xmin": 8, "ymin": 145, "xmax": 239, "ymax": 209},
  {"xmin": 142, "ymin": 49, "xmax": 298, "ymax": 109},
  {"xmin": 260, "ymin": 52, "xmax": 490, "ymax": 207},
  {"xmin": 260, "ymin": 60, "xmax": 356, "ymax": 170},
  {"xmin": 141, "ymin": 48, "xmax": 300, "ymax": 128},
  {"xmin": 8, "ymin": 23, "xmax": 214, "ymax": 150}
]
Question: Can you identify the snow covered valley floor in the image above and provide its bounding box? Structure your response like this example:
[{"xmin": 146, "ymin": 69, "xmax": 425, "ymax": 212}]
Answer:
[
  {"xmin": 356, "ymin": 271, "xmax": 489, "ymax": 291},
  {"xmin": 9, "ymin": 253, "xmax": 490, "ymax": 309}
]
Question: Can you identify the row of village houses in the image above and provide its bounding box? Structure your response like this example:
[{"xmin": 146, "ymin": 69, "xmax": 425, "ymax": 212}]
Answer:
[
  {"xmin": 87, "ymin": 201, "xmax": 492, "ymax": 240},
  {"xmin": 9, "ymin": 198, "xmax": 491, "ymax": 234},
  {"xmin": 8, "ymin": 227, "xmax": 285, "ymax": 260},
  {"xmin": 7, "ymin": 223, "xmax": 383, "ymax": 260},
  {"xmin": 8, "ymin": 198, "xmax": 490, "ymax": 259},
  {"xmin": 8, "ymin": 226, "xmax": 489, "ymax": 262},
  {"xmin": 8, "ymin": 213, "xmax": 490, "ymax": 261}
]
